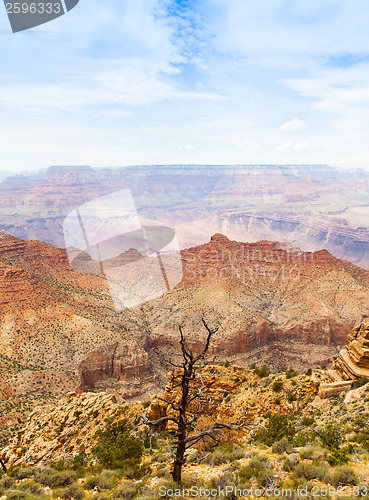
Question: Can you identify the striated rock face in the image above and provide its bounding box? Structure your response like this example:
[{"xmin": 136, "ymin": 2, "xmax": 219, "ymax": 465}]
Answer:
[
  {"xmin": 0, "ymin": 391, "xmax": 136, "ymax": 467},
  {"xmin": 142, "ymin": 233, "xmax": 369, "ymax": 371},
  {"xmin": 0, "ymin": 231, "xmax": 158, "ymax": 447},
  {"xmin": 333, "ymin": 320, "xmax": 369, "ymax": 380},
  {"xmin": 78, "ymin": 343, "xmax": 156, "ymax": 399},
  {"xmin": 1, "ymin": 164, "xmax": 369, "ymax": 267}
]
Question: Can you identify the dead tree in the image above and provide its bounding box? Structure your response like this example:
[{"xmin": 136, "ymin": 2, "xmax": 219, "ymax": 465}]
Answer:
[
  {"xmin": 0, "ymin": 456, "xmax": 6, "ymax": 472},
  {"xmin": 142, "ymin": 318, "xmax": 255, "ymax": 484}
]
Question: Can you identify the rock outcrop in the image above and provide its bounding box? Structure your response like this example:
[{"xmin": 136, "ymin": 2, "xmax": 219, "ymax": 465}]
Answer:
[
  {"xmin": 316, "ymin": 319, "xmax": 369, "ymax": 398},
  {"xmin": 0, "ymin": 392, "xmax": 136, "ymax": 467},
  {"xmin": 333, "ymin": 319, "xmax": 369, "ymax": 380},
  {"xmin": 147, "ymin": 364, "xmax": 315, "ymax": 433}
]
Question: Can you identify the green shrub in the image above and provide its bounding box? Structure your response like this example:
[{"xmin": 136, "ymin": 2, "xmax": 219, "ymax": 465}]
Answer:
[
  {"xmin": 36, "ymin": 468, "xmax": 77, "ymax": 487},
  {"xmin": 0, "ymin": 474, "xmax": 15, "ymax": 490},
  {"xmin": 2, "ymin": 490, "xmax": 27, "ymax": 500},
  {"xmin": 11, "ymin": 468, "xmax": 34, "ymax": 480},
  {"xmin": 272, "ymin": 380, "xmax": 283, "ymax": 392},
  {"xmin": 287, "ymin": 393, "xmax": 297, "ymax": 403},
  {"xmin": 286, "ymin": 368, "xmax": 298, "ymax": 379},
  {"xmin": 239, "ymin": 455, "xmax": 269, "ymax": 480},
  {"xmin": 203, "ymin": 444, "xmax": 244, "ymax": 466},
  {"xmin": 255, "ymin": 414, "xmax": 295, "ymax": 446},
  {"xmin": 352, "ymin": 378, "xmax": 369, "ymax": 389},
  {"xmin": 299, "ymin": 445, "xmax": 326, "ymax": 461},
  {"xmin": 93, "ymin": 418, "xmax": 143, "ymax": 470},
  {"xmin": 282, "ymin": 458, "xmax": 295, "ymax": 472},
  {"xmin": 272, "ymin": 437, "xmax": 294, "ymax": 454},
  {"xmin": 84, "ymin": 470, "xmax": 116, "ymax": 490},
  {"xmin": 60, "ymin": 481, "xmax": 85, "ymax": 500},
  {"xmin": 18, "ymin": 480, "xmax": 44, "ymax": 495},
  {"xmin": 71, "ymin": 451, "xmax": 89, "ymax": 471},
  {"xmin": 301, "ymin": 416, "xmax": 315, "ymax": 426},
  {"xmin": 326, "ymin": 446, "xmax": 351, "ymax": 466},
  {"xmin": 205, "ymin": 471, "xmax": 240, "ymax": 497},
  {"xmin": 113, "ymin": 483, "xmax": 138, "ymax": 499},
  {"xmin": 330, "ymin": 466, "xmax": 358, "ymax": 487},
  {"xmin": 253, "ymin": 365, "xmax": 270, "ymax": 378},
  {"xmin": 150, "ymin": 453, "xmax": 167, "ymax": 463},
  {"xmin": 317, "ymin": 423, "xmax": 342, "ymax": 450},
  {"xmin": 306, "ymin": 369, "xmax": 312, "ymax": 376},
  {"xmin": 292, "ymin": 462, "xmax": 328, "ymax": 481},
  {"xmin": 257, "ymin": 468, "xmax": 278, "ymax": 488},
  {"xmin": 204, "ymin": 449, "xmax": 231, "ymax": 466}
]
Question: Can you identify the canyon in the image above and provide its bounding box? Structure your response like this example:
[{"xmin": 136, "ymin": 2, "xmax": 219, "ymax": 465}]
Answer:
[
  {"xmin": 0, "ymin": 229, "xmax": 368, "ymax": 440},
  {"xmin": 0, "ymin": 164, "xmax": 369, "ymax": 267}
]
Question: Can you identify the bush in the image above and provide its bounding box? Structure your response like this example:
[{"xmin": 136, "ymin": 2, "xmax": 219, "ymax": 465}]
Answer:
[
  {"xmin": 257, "ymin": 468, "xmax": 278, "ymax": 488},
  {"xmin": 306, "ymin": 369, "xmax": 312, "ymax": 376},
  {"xmin": 2, "ymin": 490, "xmax": 27, "ymax": 500},
  {"xmin": 330, "ymin": 466, "xmax": 358, "ymax": 487},
  {"xmin": 287, "ymin": 393, "xmax": 297, "ymax": 403},
  {"xmin": 84, "ymin": 470, "xmax": 116, "ymax": 490},
  {"xmin": 204, "ymin": 449, "xmax": 231, "ymax": 466},
  {"xmin": 282, "ymin": 459, "xmax": 295, "ymax": 472},
  {"xmin": 0, "ymin": 474, "xmax": 15, "ymax": 490},
  {"xmin": 352, "ymin": 378, "xmax": 369, "ymax": 389},
  {"xmin": 251, "ymin": 364, "xmax": 270, "ymax": 378},
  {"xmin": 286, "ymin": 368, "xmax": 298, "ymax": 379},
  {"xmin": 255, "ymin": 414, "xmax": 295, "ymax": 446},
  {"xmin": 272, "ymin": 437, "xmax": 294, "ymax": 454},
  {"xmin": 239, "ymin": 455, "xmax": 269, "ymax": 481},
  {"xmin": 18, "ymin": 480, "xmax": 44, "ymax": 495},
  {"xmin": 318, "ymin": 423, "xmax": 343, "ymax": 450},
  {"xmin": 292, "ymin": 462, "xmax": 328, "ymax": 481},
  {"xmin": 272, "ymin": 380, "xmax": 283, "ymax": 392},
  {"xmin": 36, "ymin": 468, "xmax": 77, "ymax": 487},
  {"xmin": 326, "ymin": 446, "xmax": 351, "ymax": 466},
  {"xmin": 93, "ymin": 418, "xmax": 143, "ymax": 470},
  {"xmin": 11, "ymin": 468, "xmax": 34, "ymax": 480},
  {"xmin": 203, "ymin": 444, "xmax": 244, "ymax": 466},
  {"xmin": 60, "ymin": 481, "xmax": 85, "ymax": 500},
  {"xmin": 205, "ymin": 471, "xmax": 240, "ymax": 498},
  {"xmin": 113, "ymin": 483, "xmax": 138, "ymax": 499},
  {"xmin": 299, "ymin": 445, "xmax": 326, "ymax": 461}
]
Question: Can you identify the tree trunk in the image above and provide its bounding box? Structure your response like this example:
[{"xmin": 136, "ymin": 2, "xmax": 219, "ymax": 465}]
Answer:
[
  {"xmin": 0, "ymin": 457, "xmax": 6, "ymax": 472},
  {"xmin": 171, "ymin": 368, "xmax": 191, "ymax": 484},
  {"xmin": 171, "ymin": 436, "xmax": 186, "ymax": 483}
]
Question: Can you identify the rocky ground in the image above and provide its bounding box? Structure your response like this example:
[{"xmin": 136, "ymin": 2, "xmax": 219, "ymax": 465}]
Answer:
[{"xmin": 0, "ymin": 364, "xmax": 368, "ymax": 499}]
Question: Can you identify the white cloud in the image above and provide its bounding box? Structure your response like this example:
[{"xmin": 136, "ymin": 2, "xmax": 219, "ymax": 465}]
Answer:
[
  {"xmin": 274, "ymin": 140, "xmax": 294, "ymax": 152},
  {"xmin": 295, "ymin": 141, "xmax": 310, "ymax": 151},
  {"xmin": 279, "ymin": 118, "xmax": 306, "ymax": 131},
  {"xmin": 238, "ymin": 140, "xmax": 260, "ymax": 150}
]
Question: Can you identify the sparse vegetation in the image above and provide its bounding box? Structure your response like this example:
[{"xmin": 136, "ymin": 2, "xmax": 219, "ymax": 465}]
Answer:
[{"xmin": 1, "ymin": 361, "xmax": 369, "ymax": 498}]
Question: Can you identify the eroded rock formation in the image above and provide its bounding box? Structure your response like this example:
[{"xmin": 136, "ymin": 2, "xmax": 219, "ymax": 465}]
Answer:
[{"xmin": 333, "ymin": 319, "xmax": 369, "ymax": 380}]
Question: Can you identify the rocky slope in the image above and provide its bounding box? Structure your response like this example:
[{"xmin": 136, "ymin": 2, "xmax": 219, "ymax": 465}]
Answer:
[
  {"xmin": 1, "ymin": 231, "xmax": 369, "ymax": 448},
  {"xmin": 0, "ymin": 391, "xmax": 137, "ymax": 467},
  {"xmin": 2, "ymin": 363, "xmax": 369, "ymax": 493}
]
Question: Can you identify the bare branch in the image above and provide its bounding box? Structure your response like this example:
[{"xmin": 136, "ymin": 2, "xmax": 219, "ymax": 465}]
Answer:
[
  {"xmin": 193, "ymin": 319, "xmax": 218, "ymax": 364},
  {"xmin": 143, "ymin": 415, "xmax": 179, "ymax": 427},
  {"xmin": 156, "ymin": 396, "xmax": 180, "ymax": 412}
]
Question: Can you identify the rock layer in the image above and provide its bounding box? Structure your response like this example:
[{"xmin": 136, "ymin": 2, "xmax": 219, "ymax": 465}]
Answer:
[{"xmin": 333, "ymin": 319, "xmax": 369, "ymax": 380}]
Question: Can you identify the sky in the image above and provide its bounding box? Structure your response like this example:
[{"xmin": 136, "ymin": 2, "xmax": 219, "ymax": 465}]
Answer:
[{"xmin": 1, "ymin": 0, "xmax": 369, "ymax": 172}]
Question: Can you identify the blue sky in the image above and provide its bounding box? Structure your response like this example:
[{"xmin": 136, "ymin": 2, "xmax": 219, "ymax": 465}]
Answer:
[{"xmin": 1, "ymin": 0, "xmax": 369, "ymax": 172}]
